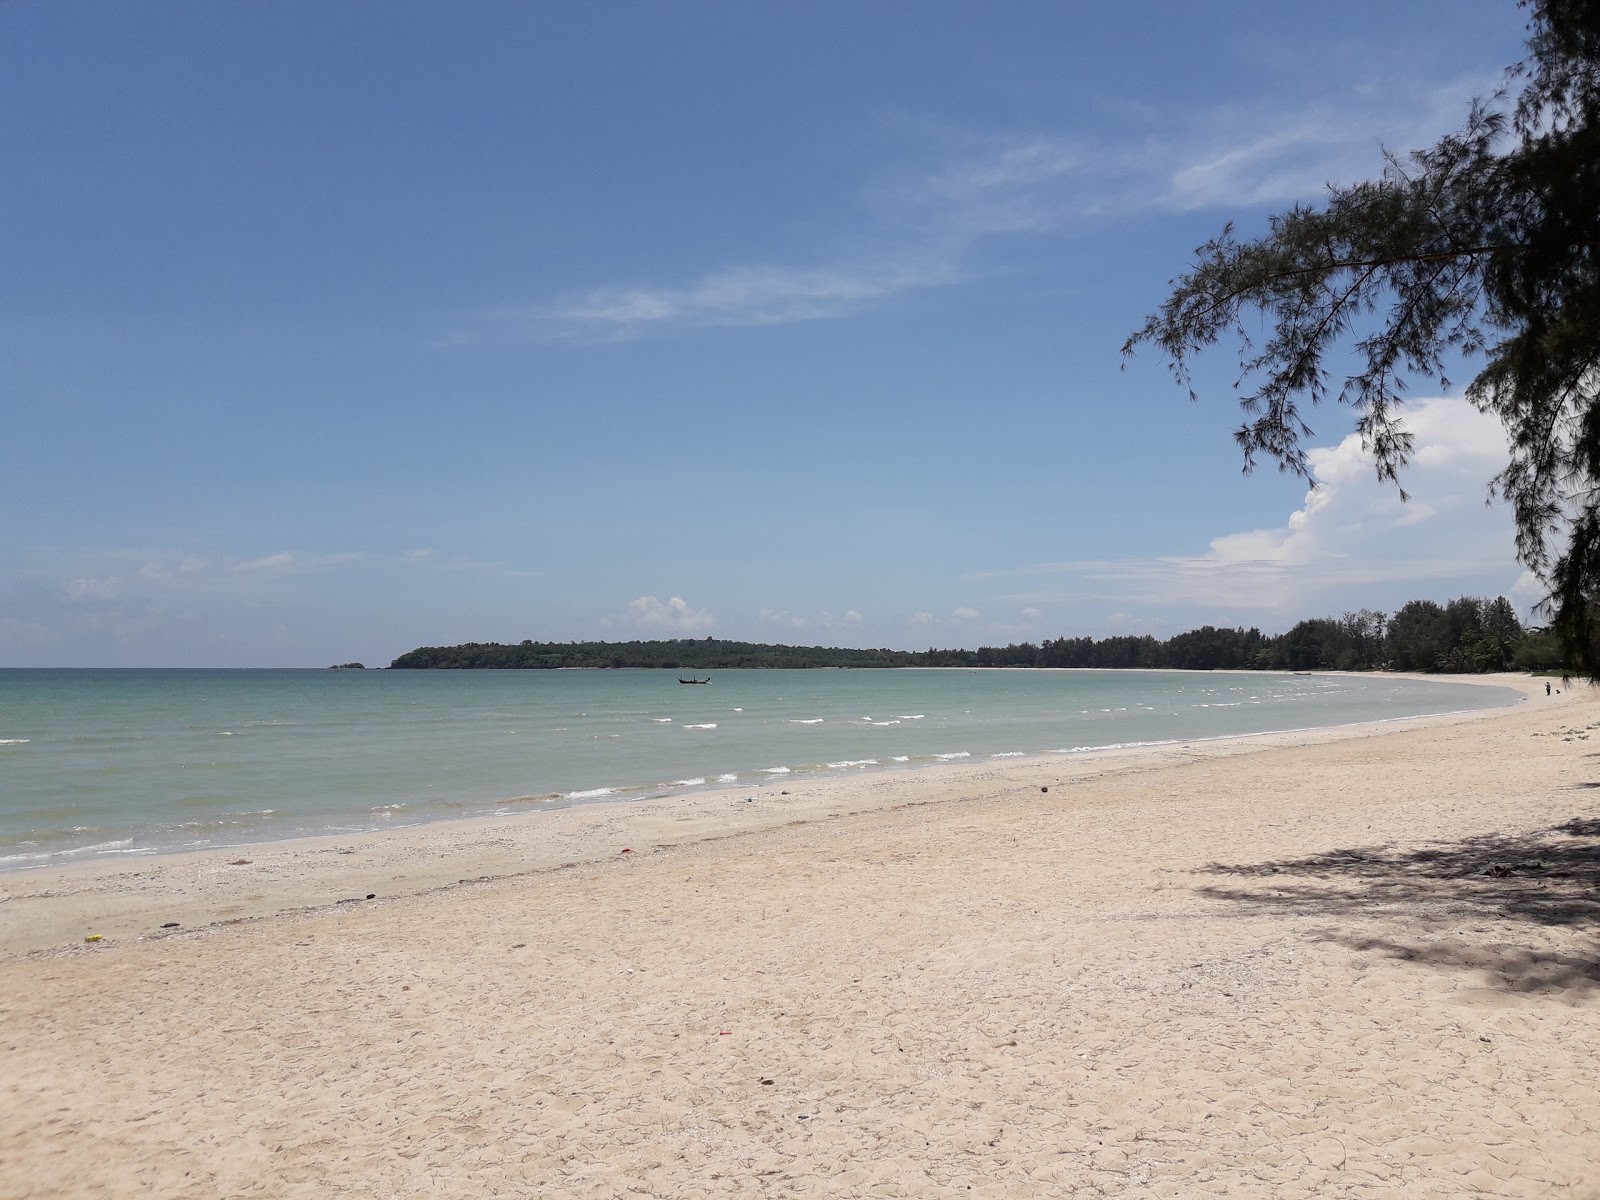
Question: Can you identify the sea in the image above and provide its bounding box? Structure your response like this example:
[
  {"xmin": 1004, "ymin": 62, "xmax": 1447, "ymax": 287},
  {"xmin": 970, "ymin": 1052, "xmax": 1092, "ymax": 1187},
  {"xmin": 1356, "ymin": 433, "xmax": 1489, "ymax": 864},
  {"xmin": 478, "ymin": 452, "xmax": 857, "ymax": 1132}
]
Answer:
[{"xmin": 0, "ymin": 668, "xmax": 1521, "ymax": 868}]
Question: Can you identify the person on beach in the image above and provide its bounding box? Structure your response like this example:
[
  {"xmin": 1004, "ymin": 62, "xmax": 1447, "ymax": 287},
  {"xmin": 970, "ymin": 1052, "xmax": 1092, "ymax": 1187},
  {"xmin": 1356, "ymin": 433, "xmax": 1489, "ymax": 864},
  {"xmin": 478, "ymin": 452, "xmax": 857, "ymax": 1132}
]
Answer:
[{"xmin": 1548, "ymin": 681, "xmax": 1554, "ymax": 696}]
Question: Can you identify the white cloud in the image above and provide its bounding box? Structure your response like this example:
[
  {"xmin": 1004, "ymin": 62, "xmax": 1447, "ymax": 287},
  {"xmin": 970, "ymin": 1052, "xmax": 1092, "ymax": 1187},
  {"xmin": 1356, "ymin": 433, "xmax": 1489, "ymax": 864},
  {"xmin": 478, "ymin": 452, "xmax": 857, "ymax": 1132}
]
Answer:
[
  {"xmin": 622, "ymin": 595, "xmax": 717, "ymax": 634},
  {"xmin": 909, "ymin": 611, "xmax": 937, "ymax": 627},
  {"xmin": 978, "ymin": 397, "xmax": 1521, "ymax": 623},
  {"xmin": 760, "ymin": 607, "xmax": 866, "ymax": 634},
  {"xmin": 1020, "ymin": 606, "xmax": 1041, "ymax": 620},
  {"xmin": 951, "ymin": 606, "xmax": 980, "ymax": 620}
]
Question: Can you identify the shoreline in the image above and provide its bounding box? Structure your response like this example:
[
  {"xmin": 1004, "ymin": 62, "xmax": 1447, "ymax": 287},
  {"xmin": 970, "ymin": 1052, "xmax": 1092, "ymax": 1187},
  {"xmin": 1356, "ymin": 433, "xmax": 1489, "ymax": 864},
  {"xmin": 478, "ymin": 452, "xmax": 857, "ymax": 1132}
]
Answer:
[
  {"xmin": 0, "ymin": 671, "xmax": 1535, "ymax": 960},
  {"xmin": 5, "ymin": 669, "xmax": 1596, "ymax": 1197},
  {"xmin": 0, "ymin": 668, "xmax": 1523, "ymax": 874}
]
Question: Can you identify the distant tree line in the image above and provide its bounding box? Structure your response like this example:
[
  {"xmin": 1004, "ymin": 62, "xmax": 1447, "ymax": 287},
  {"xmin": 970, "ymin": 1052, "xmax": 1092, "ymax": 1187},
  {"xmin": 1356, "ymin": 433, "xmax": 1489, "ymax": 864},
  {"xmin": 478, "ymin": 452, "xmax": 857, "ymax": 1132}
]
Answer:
[
  {"xmin": 391, "ymin": 638, "xmax": 919, "ymax": 671},
  {"xmin": 389, "ymin": 596, "xmax": 1560, "ymax": 674}
]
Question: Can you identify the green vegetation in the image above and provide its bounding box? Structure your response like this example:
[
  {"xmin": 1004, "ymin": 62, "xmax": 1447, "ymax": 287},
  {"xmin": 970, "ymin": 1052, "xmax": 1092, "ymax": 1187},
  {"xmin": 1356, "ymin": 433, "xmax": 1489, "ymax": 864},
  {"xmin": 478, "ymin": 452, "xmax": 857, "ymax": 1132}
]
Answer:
[
  {"xmin": 391, "ymin": 594, "xmax": 1562, "ymax": 673},
  {"xmin": 1125, "ymin": 0, "xmax": 1600, "ymax": 672},
  {"xmin": 391, "ymin": 639, "xmax": 923, "ymax": 671}
]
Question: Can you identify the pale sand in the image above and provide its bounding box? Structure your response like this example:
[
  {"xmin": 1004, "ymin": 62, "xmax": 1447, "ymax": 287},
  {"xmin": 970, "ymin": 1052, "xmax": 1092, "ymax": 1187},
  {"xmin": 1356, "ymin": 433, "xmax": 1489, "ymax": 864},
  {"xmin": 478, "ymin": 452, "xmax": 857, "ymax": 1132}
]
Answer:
[{"xmin": 3, "ymin": 673, "xmax": 1597, "ymax": 1197}]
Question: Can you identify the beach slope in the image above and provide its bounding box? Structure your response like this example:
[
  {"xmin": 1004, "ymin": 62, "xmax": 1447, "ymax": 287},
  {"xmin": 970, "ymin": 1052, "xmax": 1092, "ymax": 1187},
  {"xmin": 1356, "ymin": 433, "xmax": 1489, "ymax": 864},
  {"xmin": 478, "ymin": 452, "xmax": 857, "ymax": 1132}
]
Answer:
[{"xmin": 2, "ymin": 673, "xmax": 1596, "ymax": 1197}]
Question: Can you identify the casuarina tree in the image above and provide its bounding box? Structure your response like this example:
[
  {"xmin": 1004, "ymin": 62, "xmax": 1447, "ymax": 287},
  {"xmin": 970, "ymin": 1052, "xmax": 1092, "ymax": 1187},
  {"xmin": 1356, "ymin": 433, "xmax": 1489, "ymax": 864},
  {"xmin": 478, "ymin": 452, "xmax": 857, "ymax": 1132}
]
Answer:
[{"xmin": 1124, "ymin": 0, "xmax": 1599, "ymax": 671}]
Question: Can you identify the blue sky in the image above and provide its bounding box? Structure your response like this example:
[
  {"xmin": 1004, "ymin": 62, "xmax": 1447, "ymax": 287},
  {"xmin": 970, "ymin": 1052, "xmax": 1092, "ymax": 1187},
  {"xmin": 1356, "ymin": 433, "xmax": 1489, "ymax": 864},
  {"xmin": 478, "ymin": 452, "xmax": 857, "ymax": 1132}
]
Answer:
[{"xmin": 4, "ymin": 1, "xmax": 1539, "ymax": 666}]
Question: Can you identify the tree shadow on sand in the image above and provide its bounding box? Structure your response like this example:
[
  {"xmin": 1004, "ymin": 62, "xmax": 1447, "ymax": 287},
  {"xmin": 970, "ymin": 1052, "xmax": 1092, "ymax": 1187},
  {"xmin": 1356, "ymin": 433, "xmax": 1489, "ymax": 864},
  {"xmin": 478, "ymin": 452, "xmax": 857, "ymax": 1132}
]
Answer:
[{"xmin": 1197, "ymin": 817, "xmax": 1600, "ymax": 998}]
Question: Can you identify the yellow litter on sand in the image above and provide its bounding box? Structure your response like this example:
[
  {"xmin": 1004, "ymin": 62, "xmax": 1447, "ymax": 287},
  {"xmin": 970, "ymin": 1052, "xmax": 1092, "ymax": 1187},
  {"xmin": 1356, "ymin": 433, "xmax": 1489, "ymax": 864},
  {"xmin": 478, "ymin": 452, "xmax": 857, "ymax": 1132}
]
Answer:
[{"xmin": 83, "ymin": 934, "xmax": 103, "ymax": 943}]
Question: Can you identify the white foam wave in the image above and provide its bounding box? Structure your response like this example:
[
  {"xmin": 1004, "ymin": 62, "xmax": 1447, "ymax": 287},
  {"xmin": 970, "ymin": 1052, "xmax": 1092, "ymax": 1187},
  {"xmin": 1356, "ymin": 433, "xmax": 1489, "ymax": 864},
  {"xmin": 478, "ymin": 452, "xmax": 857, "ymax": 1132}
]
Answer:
[
  {"xmin": 762, "ymin": 766, "xmax": 792, "ymax": 774},
  {"xmin": 0, "ymin": 739, "xmax": 30, "ymax": 745},
  {"xmin": 826, "ymin": 759, "xmax": 879, "ymax": 769},
  {"xmin": 651, "ymin": 718, "xmax": 673, "ymax": 723},
  {"xmin": 717, "ymin": 773, "xmax": 738, "ymax": 782},
  {"xmin": 791, "ymin": 718, "xmax": 825, "ymax": 725},
  {"xmin": 672, "ymin": 777, "xmax": 707, "ymax": 787},
  {"xmin": 682, "ymin": 723, "xmax": 718, "ymax": 730},
  {"xmin": 568, "ymin": 787, "xmax": 616, "ymax": 800},
  {"xmin": 889, "ymin": 755, "xmax": 909, "ymax": 762},
  {"xmin": 935, "ymin": 752, "xmax": 971, "ymax": 760},
  {"xmin": 0, "ymin": 839, "xmax": 138, "ymax": 865},
  {"xmin": 897, "ymin": 715, "xmax": 925, "ymax": 720},
  {"xmin": 1051, "ymin": 738, "xmax": 1180, "ymax": 754},
  {"xmin": 991, "ymin": 751, "xmax": 1025, "ymax": 758},
  {"xmin": 868, "ymin": 720, "xmax": 901, "ymax": 727}
]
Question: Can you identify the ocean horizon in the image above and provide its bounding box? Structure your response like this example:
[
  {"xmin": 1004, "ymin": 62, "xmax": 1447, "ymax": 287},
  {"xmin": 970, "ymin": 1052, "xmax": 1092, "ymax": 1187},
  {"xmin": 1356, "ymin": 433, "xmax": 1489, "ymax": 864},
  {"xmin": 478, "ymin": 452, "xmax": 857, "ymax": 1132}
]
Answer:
[{"xmin": 0, "ymin": 667, "xmax": 1521, "ymax": 868}]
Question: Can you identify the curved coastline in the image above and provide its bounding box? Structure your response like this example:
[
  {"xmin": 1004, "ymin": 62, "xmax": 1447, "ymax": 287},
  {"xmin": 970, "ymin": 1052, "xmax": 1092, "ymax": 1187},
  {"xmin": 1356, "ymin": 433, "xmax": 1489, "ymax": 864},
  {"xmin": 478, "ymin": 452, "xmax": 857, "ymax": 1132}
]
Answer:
[
  {"xmin": 0, "ymin": 667, "xmax": 1523, "ymax": 873},
  {"xmin": 0, "ymin": 671, "xmax": 1535, "ymax": 958}
]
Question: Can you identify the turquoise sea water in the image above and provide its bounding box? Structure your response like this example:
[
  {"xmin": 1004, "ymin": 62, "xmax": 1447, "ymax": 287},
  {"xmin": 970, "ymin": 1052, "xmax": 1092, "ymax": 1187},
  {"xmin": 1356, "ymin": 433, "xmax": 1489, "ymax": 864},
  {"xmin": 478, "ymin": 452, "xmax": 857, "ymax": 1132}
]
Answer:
[{"xmin": 0, "ymin": 668, "xmax": 1519, "ymax": 867}]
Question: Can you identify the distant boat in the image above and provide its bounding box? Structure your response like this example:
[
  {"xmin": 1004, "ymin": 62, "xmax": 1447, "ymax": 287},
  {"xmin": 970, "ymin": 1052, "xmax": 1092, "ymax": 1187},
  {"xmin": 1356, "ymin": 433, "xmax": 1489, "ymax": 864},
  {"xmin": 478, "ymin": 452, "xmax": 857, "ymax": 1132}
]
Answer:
[{"xmin": 677, "ymin": 676, "xmax": 711, "ymax": 685}]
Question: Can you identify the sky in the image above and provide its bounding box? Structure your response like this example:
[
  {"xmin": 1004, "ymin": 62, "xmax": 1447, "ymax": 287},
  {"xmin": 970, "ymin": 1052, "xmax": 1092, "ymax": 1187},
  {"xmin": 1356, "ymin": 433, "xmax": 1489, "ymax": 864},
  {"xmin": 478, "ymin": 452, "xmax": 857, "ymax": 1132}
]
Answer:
[{"xmin": 2, "ymin": 1, "xmax": 1545, "ymax": 667}]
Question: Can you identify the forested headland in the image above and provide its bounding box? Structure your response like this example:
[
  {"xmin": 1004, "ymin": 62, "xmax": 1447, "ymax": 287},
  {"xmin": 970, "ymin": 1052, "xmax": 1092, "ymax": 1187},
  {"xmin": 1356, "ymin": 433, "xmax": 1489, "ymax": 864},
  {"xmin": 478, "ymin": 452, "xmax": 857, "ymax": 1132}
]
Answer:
[{"xmin": 390, "ymin": 594, "xmax": 1560, "ymax": 674}]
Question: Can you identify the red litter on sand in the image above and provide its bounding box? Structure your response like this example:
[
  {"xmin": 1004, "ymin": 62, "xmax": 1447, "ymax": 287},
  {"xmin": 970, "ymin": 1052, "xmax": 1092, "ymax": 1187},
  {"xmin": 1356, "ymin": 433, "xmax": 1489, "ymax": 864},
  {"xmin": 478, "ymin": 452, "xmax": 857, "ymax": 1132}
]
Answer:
[
  {"xmin": 719, "ymin": 1031, "xmax": 732, "ymax": 1036},
  {"xmin": 621, "ymin": 848, "xmax": 632, "ymax": 854}
]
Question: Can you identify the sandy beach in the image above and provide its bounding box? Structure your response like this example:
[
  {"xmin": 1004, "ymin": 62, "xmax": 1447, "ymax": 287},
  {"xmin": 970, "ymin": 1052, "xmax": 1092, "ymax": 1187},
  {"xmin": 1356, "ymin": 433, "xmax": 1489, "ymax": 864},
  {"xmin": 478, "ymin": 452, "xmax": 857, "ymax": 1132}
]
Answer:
[{"xmin": 3, "ymin": 671, "xmax": 1597, "ymax": 1198}]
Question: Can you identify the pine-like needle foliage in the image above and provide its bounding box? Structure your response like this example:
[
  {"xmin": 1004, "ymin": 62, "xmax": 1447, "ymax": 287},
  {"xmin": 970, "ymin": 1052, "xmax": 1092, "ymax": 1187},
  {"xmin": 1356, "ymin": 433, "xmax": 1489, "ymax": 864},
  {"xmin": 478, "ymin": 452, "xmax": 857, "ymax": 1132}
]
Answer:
[{"xmin": 1125, "ymin": 0, "xmax": 1600, "ymax": 671}]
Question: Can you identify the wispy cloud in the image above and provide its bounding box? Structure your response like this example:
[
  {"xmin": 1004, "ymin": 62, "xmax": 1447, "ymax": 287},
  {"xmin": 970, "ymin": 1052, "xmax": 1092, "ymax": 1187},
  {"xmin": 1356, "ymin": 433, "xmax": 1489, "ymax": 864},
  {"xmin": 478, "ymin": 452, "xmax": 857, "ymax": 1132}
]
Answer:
[
  {"xmin": 759, "ymin": 607, "xmax": 865, "ymax": 634},
  {"xmin": 0, "ymin": 544, "xmax": 547, "ymax": 664},
  {"xmin": 234, "ymin": 551, "xmax": 369, "ymax": 575},
  {"xmin": 453, "ymin": 73, "xmax": 1496, "ymax": 343},
  {"xmin": 1158, "ymin": 76, "xmax": 1491, "ymax": 211},
  {"xmin": 14, "ymin": 545, "xmax": 533, "ymax": 620},
  {"xmin": 882, "ymin": 133, "xmax": 1086, "ymax": 238},
  {"xmin": 526, "ymin": 257, "xmax": 960, "ymax": 341}
]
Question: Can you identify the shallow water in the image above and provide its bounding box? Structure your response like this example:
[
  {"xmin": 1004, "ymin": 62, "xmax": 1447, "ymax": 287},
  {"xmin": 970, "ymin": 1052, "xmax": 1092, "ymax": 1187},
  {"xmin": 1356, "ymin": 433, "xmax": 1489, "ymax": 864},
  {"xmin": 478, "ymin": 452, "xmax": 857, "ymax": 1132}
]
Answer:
[{"xmin": 0, "ymin": 668, "xmax": 1519, "ymax": 865}]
